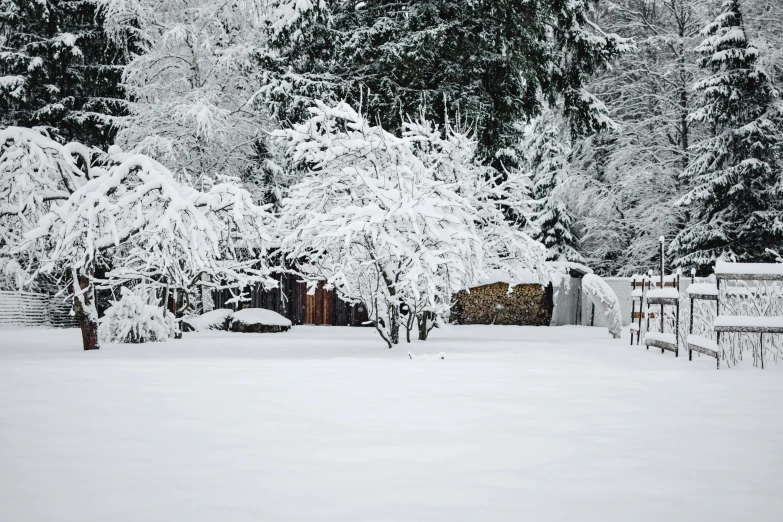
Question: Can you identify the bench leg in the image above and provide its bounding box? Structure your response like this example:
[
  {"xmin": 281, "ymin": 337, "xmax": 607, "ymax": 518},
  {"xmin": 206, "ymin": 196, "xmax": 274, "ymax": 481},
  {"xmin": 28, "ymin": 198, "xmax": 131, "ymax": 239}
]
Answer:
[{"xmin": 689, "ymin": 349, "xmax": 692, "ymax": 361}]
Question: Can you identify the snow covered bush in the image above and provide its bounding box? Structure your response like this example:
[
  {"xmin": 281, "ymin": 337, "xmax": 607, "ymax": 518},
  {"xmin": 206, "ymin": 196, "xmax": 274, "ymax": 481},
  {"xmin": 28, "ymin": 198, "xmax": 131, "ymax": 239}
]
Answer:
[
  {"xmin": 230, "ymin": 308, "xmax": 292, "ymax": 333},
  {"xmin": 277, "ymin": 102, "xmax": 547, "ymax": 347},
  {"xmin": 182, "ymin": 308, "xmax": 234, "ymax": 332},
  {"xmin": 98, "ymin": 287, "xmax": 177, "ymax": 343},
  {"xmin": 582, "ymin": 274, "xmax": 622, "ymax": 339}
]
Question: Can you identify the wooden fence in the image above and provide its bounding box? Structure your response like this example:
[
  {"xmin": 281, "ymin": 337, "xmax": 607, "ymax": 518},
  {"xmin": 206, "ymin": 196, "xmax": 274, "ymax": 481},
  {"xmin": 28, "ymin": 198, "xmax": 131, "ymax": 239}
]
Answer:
[
  {"xmin": 212, "ymin": 275, "xmax": 369, "ymax": 326},
  {"xmin": 0, "ymin": 291, "xmax": 78, "ymax": 328}
]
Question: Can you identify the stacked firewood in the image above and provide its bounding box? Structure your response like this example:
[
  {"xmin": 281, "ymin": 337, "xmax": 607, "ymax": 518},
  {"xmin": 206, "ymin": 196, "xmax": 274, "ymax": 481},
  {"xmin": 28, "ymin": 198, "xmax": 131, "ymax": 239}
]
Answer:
[{"xmin": 451, "ymin": 283, "xmax": 552, "ymax": 326}]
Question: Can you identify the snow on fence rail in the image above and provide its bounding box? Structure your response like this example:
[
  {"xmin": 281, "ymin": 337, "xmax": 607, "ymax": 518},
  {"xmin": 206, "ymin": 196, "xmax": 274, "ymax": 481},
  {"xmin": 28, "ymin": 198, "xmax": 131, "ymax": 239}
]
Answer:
[{"xmin": 0, "ymin": 291, "xmax": 78, "ymax": 329}]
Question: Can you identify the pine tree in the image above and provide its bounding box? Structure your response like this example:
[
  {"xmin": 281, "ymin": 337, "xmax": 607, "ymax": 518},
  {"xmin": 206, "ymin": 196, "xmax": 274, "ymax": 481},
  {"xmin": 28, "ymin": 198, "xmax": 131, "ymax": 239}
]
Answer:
[
  {"xmin": 0, "ymin": 0, "xmax": 130, "ymax": 148},
  {"xmin": 671, "ymin": 0, "xmax": 783, "ymax": 270},
  {"xmin": 523, "ymin": 114, "xmax": 584, "ymax": 262}
]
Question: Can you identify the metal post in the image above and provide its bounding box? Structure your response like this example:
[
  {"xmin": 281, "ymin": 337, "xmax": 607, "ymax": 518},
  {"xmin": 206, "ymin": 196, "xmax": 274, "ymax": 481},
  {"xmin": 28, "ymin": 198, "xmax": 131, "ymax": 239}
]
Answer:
[{"xmin": 675, "ymin": 296, "xmax": 680, "ymax": 357}]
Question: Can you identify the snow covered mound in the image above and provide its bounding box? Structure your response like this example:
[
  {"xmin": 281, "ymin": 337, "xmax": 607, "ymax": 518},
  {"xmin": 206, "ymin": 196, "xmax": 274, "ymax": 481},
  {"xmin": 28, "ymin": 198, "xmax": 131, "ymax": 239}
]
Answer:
[
  {"xmin": 230, "ymin": 308, "xmax": 292, "ymax": 333},
  {"xmin": 98, "ymin": 288, "xmax": 177, "ymax": 343},
  {"xmin": 582, "ymin": 274, "xmax": 622, "ymax": 339},
  {"xmin": 182, "ymin": 309, "xmax": 234, "ymax": 332}
]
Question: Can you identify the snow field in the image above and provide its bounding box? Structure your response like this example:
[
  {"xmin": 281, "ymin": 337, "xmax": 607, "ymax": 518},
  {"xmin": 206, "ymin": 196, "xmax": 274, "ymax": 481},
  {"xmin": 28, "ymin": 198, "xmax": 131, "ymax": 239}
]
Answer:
[{"xmin": 1, "ymin": 325, "xmax": 782, "ymax": 522}]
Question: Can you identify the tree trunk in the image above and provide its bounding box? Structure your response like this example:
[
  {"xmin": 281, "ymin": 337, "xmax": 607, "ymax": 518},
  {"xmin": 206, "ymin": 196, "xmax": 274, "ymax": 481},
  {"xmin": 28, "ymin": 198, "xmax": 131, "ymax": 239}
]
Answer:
[
  {"xmin": 389, "ymin": 302, "xmax": 400, "ymax": 345},
  {"xmin": 68, "ymin": 267, "xmax": 100, "ymax": 351},
  {"xmin": 201, "ymin": 273, "xmax": 214, "ymax": 312},
  {"xmin": 418, "ymin": 312, "xmax": 428, "ymax": 341},
  {"xmin": 405, "ymin": 307, "xmax": 415, "ymax": 343},
  {"xmin": 170, "ymin": 290, "xmax": 183, "ymax": 339}
]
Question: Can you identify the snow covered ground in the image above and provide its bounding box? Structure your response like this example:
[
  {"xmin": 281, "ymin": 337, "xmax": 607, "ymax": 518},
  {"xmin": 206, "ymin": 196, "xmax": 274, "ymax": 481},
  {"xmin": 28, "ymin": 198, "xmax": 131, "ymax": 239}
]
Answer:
[{"xmin": 1, "ymin": 325, "xmax": 781, "ymax": 522}]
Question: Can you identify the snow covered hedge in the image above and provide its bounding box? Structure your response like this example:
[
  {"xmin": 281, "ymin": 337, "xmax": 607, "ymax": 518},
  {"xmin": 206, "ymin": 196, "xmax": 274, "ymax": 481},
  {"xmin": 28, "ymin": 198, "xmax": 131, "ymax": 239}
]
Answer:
[{"xmin": 98, "ymin": 288, "xmax": 178, "ymax": 343}]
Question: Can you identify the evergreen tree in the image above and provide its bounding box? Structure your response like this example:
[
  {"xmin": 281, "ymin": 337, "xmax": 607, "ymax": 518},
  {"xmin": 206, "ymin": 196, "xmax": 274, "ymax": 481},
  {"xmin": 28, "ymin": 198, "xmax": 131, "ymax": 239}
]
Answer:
[
  {"xmin": 0, "ymin": 0, "xmax": 129, "ymax": 148},
  {"xmin": 523, "ymin": 113, "xmax": 584, "ymax": 262},
  {"xmin": 263, "ymin": 0, "xmax": 629, "ymax": 170},
  {"xmin": 671, "ymin": 0, "xmax": 783, "ymax": 270}
]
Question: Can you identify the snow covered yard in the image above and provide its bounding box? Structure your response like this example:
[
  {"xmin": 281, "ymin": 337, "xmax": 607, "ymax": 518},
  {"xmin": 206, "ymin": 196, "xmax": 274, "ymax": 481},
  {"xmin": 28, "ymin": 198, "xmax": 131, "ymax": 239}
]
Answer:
[{"xmin": 1, "ymin": 325, "xmax": 781, "ymax": 522}]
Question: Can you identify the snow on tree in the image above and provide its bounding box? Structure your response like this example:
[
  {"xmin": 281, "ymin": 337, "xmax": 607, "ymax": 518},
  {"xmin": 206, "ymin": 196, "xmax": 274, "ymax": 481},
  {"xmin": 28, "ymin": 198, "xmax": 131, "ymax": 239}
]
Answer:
[
  {"xmin": 0, "ymin": 0, "xmax": 132, "ymax": 148},
  {"xmin": 0, "ymin": 126, "xmax": 89, "ymax": 289},
  {"xmin": 581, "ymin": 273, "xmax": 622, "ymax": 339},
  {"xmin": 671, "ymin": 0, "xmax": 783, "ymax": 271},
  {"xmin": 98, "ymin": 286, "xmax": 178, "ymax": 343},
  {"xmin": 100, "ymin": 0, "xmax": 286, "ymax": 196},
  {"xmin": 521, "ymin": 112, "xmax": 584, "ymax": 263},
  {"xmin": 276, "ymin": 102, "xmax": 548, "ymax": 348},
  {"xmin": 263, "ymin": 0, "xmax": 630, "ymax": 170},
  {"xmin": 23, "ymin": 147, "xmax": 277, "ymax": 350},
  {"xmin": 563, "ymin": 0, "xmax": 710, "ymax": 276}
]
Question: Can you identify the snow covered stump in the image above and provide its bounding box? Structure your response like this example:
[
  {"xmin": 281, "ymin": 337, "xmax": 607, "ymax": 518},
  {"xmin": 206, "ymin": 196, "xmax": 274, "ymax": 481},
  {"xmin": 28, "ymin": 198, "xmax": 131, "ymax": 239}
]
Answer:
[{"xmin": 229, "ymin": 309, "xmax": 292, "ymax": 333}]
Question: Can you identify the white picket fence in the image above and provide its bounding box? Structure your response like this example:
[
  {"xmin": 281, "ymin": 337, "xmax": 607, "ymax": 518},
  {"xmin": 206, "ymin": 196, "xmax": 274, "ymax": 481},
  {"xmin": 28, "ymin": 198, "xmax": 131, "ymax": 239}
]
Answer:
[{"xmin": 0, "ymin": 291, "xmax": 78, "ymax": 329}]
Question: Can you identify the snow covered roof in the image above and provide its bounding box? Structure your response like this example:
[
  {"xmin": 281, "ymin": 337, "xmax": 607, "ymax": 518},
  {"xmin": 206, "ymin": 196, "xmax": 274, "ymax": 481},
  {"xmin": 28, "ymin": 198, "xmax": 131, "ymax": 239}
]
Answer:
[{"xmin": 549, "ymin": 261, "xmax": 593, "ymax": 276}]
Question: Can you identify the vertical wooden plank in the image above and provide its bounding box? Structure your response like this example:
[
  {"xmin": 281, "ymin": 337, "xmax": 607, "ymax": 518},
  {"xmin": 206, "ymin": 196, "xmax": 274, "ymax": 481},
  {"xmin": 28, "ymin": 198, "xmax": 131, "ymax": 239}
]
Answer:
[
  {"xmin": 325, "ymin": 287, "xmax": 334, "ymax": 325},
  {"xmin": 314, "ymin": 281, "xmax": 323, "ymax": 325}
]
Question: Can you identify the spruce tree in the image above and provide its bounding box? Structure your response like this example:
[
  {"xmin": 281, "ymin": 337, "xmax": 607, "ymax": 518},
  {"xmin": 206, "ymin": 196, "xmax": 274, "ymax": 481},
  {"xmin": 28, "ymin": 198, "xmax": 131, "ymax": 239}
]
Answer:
[
  {"xmin": 0, "ymin": 0, "xmax": 129, "ymax": 148},
  {"xmin": 523, "ymin": 114, "xmax": 584, "ymax": 262},
  {"xmin": 264, "ymin": 0, "xmax": 629, "ymax": 169},
  {"xmin": 671, "ymin": 0, "xmax": 783, "ymax": 270}
]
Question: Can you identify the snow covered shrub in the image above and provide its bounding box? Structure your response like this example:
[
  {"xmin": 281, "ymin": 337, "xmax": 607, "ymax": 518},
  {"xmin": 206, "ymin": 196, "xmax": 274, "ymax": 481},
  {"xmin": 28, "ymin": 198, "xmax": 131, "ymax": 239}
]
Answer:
[
  {"xmin": 182, "ymin": 308, "xmax": 234, "ymax": 332},
  {"xmin": 230, "ymin": 308, "xmax": 292, "ymax": 333},
  {"xmin": 98, "ymin": 288, "xmax": 178, "ymax": 344}
]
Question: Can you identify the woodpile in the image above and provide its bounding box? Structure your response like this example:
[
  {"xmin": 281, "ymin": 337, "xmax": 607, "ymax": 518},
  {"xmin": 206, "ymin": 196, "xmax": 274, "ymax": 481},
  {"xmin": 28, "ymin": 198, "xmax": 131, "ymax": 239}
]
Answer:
[{"xmin": 450, "ymin": 283, "xmax": 553, "ymax": 326}]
